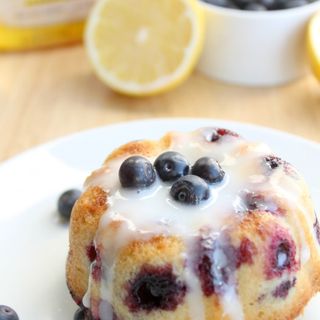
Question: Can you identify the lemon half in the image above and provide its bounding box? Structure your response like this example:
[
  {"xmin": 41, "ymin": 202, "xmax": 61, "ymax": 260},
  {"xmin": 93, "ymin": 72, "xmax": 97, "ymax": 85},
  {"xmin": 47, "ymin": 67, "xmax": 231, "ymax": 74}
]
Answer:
[{"xmin": 85, "ymin": 0, "xmax": 205, "ymax": 96}]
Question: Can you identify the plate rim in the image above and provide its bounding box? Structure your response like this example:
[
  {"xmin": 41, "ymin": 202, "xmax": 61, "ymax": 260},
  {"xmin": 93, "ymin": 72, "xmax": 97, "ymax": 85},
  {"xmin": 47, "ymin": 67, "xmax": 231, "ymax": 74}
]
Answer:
[
  {"xmin": 1, "ymin": 117, "xmax": 320, "ymax": 319},
  {"xmin": 1, "ymin": 117, "xmax": 320, "ymax": 169}
]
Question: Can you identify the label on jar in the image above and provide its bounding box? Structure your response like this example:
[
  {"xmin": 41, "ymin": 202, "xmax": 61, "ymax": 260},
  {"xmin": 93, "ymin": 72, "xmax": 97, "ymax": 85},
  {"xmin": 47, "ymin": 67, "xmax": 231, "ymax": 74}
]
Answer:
[{"xmin": 0, "ymin": 0, "xmax": 96, "ymax": 27}]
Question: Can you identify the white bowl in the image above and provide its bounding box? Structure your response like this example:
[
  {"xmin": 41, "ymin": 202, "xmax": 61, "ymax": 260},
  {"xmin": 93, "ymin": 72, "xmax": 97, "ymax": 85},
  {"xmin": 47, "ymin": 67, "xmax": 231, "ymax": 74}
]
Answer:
[{"xmin": 198, "ymin": 1, "xmax": 320, "ymax": 86}]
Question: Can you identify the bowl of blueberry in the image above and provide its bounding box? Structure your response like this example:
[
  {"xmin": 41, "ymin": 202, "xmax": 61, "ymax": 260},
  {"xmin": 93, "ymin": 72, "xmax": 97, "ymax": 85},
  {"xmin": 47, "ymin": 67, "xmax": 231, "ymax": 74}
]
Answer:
[{"xmin": 197, "ymin": 0, "xmax": 320, "ymax": 86}]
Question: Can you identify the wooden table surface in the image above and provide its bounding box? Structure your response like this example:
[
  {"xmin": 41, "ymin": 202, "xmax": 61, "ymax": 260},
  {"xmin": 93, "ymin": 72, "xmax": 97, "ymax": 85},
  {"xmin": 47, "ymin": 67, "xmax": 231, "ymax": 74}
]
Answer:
[{"xmin": 1, "ymin": 44, "xmax": 320, "ymax": 162}]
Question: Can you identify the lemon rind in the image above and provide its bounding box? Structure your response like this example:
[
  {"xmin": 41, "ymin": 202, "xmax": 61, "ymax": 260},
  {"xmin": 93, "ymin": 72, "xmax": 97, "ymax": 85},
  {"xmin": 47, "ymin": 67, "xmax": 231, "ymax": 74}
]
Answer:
[{"xmin": 308, "ymin": 11, "xmax": 320, "ymax": 81}]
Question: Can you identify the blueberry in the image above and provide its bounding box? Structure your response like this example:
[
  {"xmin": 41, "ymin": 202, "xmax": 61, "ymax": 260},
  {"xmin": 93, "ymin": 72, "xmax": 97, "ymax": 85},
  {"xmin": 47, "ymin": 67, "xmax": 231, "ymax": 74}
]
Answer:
[
  {"xmin": 209, "ymin": 128, "xmax": 239, "ymax": 142},
  {"xmin": 242, "ymin": 191, "xmax": 279, "ymax": 214},
  {"xmin": 192, "ymin": 157, "xmax": 225, "ymax": 184},
  {"xmin": 263, "ymin": 155, "xmax": 295, "ymax": 177},
  {"xmin": 265, "ymin": 233, "xmax": 298, "ymax": 279},
  {"xmin": 280, "ymin": 0, "xmax": 309, "ymax": 8},
  {"xmin": 244, "ymin": 192, "xmax": 268, "ymax": 211},
  {"xmin": 197, "ymin": 238, "xmax": 237, "ymax": 296},
  {"xmin": 58, "ymin": 189, "xmax": 81, "ymax": 220},
  {"xmin": 237, "ymin": 238, "xmax": 257, "ymax": 267},
  {"xmin": 170, "ymin": 175, "xmax": 210, "ymax": 205},
  {"xmin": 314, "ymin": 216, "xmax": 320, "ymax": 245},
  {"xmin": 202, "ymin": 0, "xmax": 239, "ymax": 7},
  {"xmin": 259, "ymin": 0, "xmax": 278, "ymax": 9},
  {"xmin": 272, "ymin": 278, "xmax": 297, "ymax": 298},
  {"xmin": 276, "ymin": 242, "xmax": 291, "ymax": 270},
  {"xmin": 232, "ymin": 0, "xmax": 255, "ymax": 8},
  {"xmin": 224, "ymin": 1, "xmax": 240, "ymax": 8},
  {"xmin": 244, "ymin": 2, "xmax": 267, "ymax": 9},
  {"xmin": 201, "ymin": 0, "xmax": 311, "ymax": 10},
  {"xmin": 265, "ymin": 155, "xmax": 283, "ymax": 169},
  {"xmin": 125, "ymin": 264, "xmax": 186, "ymax": 312},
  {"xmin": 86, "ymin": 243, "xmax": 97, "ymax": 262},
  {"xmin": 119, "ymin": 156, "xmax": 156, "ymax": 189},
  {"xmin": 0, "ymin": 306, "xmax": 19, "ymax": 320},
  {"xmin": 154, "ymin": 151, "xmax": 190, "ymax": 182},
  {"xmin": 270, "ymin": 0, "xmax": 292, "ymax": 9},
  {"xmin": 74, "ymin": 307, "xmax": 92, "ymax": 320}
]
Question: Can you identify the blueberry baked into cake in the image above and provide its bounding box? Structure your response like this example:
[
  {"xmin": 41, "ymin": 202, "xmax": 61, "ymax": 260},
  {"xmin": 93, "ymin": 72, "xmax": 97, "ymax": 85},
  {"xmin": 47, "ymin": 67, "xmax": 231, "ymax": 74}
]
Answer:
[{"xmin": 67, "ymin": 127, "xmax": 320, "ymax": 320}]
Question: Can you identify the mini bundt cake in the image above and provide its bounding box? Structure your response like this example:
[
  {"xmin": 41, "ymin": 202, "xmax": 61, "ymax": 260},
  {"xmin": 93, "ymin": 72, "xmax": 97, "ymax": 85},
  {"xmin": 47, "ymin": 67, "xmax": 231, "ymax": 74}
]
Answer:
[{"xmin": 67, "ymin": 127, "xmax": 320, "ymax": 320}]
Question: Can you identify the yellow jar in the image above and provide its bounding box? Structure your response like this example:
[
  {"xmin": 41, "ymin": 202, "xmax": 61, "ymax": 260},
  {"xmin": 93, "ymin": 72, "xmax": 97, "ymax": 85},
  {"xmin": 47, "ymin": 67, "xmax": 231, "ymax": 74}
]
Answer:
[{"xmin": 0, "ymin": 0, "xmax": 95, "ymax": 51}]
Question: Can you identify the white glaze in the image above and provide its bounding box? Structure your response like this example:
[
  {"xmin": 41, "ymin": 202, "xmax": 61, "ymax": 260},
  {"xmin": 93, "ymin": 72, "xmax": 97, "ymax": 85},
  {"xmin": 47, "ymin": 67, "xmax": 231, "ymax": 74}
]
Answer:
[
  {"xmin": 221, "ymin": 287, "xmax": 244, "ymax": 320},
  {"xmin": 181, "ymin": 237, "xmax": 206, "ymax": 320},
  {"xmin": 83, "ymin": 128, "xmax": 312, "ymax": 320}
]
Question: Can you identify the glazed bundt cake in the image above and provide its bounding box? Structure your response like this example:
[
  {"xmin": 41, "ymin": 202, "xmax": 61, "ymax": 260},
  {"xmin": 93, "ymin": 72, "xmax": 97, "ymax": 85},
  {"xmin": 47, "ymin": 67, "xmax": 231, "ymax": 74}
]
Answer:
[{"xmin": 67, "ymin": 127, "xmax": 320, "ymax": 320}]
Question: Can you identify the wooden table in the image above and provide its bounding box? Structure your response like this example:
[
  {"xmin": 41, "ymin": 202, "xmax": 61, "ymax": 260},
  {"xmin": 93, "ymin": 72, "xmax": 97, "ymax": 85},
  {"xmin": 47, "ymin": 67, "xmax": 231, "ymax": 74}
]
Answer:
[{"xmin": 1, "ymin": 44, "xmax": 320, "ymax": 162}]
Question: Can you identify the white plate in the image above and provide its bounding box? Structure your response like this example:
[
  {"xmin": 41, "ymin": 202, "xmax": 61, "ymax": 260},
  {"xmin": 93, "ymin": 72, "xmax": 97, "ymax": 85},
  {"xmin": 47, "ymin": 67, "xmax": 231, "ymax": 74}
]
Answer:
[{"xmin": 1, "ymin": 118, "xmax": 320, "ymax": 320}]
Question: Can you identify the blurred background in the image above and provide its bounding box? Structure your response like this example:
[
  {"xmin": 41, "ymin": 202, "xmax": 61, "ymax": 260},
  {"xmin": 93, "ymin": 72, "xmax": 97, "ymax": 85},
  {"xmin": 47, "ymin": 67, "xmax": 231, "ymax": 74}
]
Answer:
[{"xmin": 0, "ymin": 0, "xmax": 320, "ymax": 163}]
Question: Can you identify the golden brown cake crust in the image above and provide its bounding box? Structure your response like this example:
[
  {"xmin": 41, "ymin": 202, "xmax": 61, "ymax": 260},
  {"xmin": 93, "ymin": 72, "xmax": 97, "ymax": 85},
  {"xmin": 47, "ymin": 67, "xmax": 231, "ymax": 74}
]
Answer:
[
  {"xmin": 104, "ymin": 134, "xmax": 172, "ymax": 163},
  {"xmin": 67, "ymin": 186, "xmax": 108, "ymax": 304}
]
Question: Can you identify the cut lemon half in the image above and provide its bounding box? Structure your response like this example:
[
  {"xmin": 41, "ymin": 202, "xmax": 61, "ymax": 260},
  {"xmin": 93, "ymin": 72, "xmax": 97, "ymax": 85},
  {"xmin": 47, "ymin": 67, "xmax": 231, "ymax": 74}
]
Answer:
[
  {"xmin": 85, "ymin": 0, "xmax": 205, "ymax": 96},
  {"xmin": 308, "ymin": 11, "xmax": 320, "ymax": 81}
]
